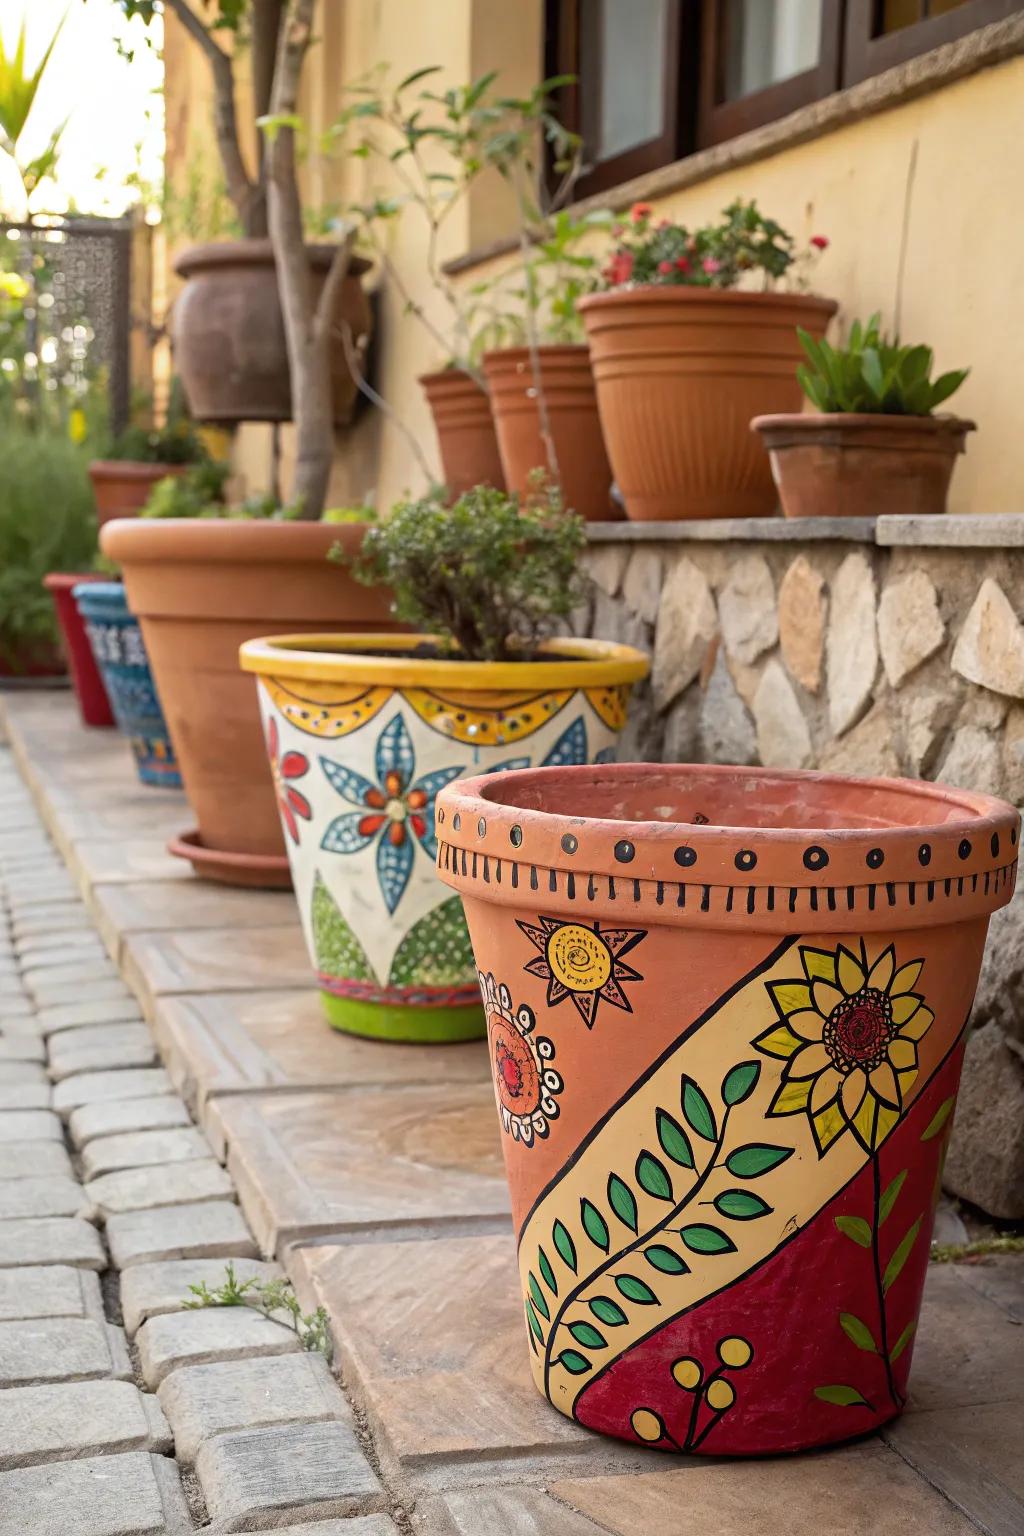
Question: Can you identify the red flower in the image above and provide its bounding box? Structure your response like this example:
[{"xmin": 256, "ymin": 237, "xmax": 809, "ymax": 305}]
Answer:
[
  {"xmin": 266, "ymin": 716, "xmax": 312, "ymax": 845},
  {"xmin": 675, "ymin": 256, "xmax": 691, "ymax": 273},
  {"xmin": 607, "ymin": 251, "xmax": 634, "ymax": 286},
  {"xmin": 811, "ymin": 234, "xmax": 829, "ymax": 250},
  {"xmin": 630, "ymin": 202, "xmax": 652, "ymax": 223},
  {"xmin": 702, "ymin": 256, "xmax": 721, "ymax": 275},
  {"xmin": 657, "ymin": 259, "xmax": 674, "ymax": 275}
]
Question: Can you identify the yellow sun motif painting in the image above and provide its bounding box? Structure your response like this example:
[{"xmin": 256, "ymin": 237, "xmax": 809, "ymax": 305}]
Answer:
[
  {"xmin": 754, "ymin": 941, "xmax": 934, "ymax": 1156},
  {"xmin": 517, "ymin": 915, "xmax": 646, "ymax": 1028}
]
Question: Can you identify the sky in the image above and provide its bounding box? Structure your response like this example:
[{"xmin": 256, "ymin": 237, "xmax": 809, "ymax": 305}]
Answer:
[{"xmin": 0, "ymin": 0, "xmax": 165, "ymax": 220}]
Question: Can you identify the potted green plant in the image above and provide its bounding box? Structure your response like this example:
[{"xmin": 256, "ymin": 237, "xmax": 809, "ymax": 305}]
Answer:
[
  {"xmin": 579, "ymin": 201, "xmax": 836, "ymax": 521},
  {"xmin": 752, "ymin": 315, "xmax": 973, "ymax": 518},
  {"xmin": 239, "ymin": 484, "xmax": 649, "ymax": 1042},
  {"xmin": 88, "ymin": 417, "xmax": 210, "ymax": 526}
]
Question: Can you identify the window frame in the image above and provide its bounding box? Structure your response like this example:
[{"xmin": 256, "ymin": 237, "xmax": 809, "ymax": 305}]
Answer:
[
  {"xmin": 843, "ymin": 0, "xmax": 1024, "ymax": 85},
  {"xmin": 698, "ymin": 0, "xmax": 843, "ymax": 147}
]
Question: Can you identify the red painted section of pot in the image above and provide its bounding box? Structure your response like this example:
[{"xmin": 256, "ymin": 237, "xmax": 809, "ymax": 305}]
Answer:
[
  {"xmin": 43, "ymin": 572, "xmax": 115, "ymax": 726},
  {"xmin": 88, "ymin": 461, "xmax": 185, "ymax": 527},
  {"xmin": 578, "ymin": 289, "xmax": 836, "ymax": 521},
  {"xmin": 418, "ymin": 369, "xmax": 506, "ymax": 499}
]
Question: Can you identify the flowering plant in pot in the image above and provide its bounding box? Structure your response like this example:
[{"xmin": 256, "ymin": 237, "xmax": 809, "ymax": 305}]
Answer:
[
  {"xmin": 239, "ymin": 483, "xmax": 649, "ymax": 1043},
  {"xmin": 752, "ymin": 315, "xmax": 974, "ymax": 518},
  {"xmin": 435, "ymin": 759, "xmax": 1018, "ymax": 1453},
  {"xmin": 579, "ymin": 200, "xmax": 836, "ymax": 521}
]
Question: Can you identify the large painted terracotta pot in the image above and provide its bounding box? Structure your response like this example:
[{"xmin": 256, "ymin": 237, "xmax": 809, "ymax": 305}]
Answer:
[
  {"xmin": 239, "ymin": 635, "xmax": 650, "ymax": 1043},
  {"xmin": 436, "ymin": 761, "xmax": 1019, "ymax": 1455}
]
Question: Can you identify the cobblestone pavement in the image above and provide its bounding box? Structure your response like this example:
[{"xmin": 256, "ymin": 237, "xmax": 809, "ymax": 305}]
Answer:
[{"xmin": 0, "ymin": 694, "xmax": 1022, "ymax": 1536}]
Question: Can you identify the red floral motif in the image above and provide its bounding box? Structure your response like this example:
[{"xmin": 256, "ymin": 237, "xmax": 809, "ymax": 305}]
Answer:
[
  {"xmin": 354, "ymin": 769, "xmax": 428, "ymax": 847},
  {"xmin": 266, "ymin": 716, "xmax": 312, "ymax": 845}
]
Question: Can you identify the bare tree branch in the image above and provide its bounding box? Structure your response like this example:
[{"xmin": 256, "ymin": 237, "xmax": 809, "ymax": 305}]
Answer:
[
  {"xmin": 166, "ymin": 0, "xmax": 257, "ymax": 235},
  {"xmin": 339, "ymin": 320, "xmax": 437, "ymax": 487},
  {"xmin": 314, "ymin": 225, "xmax": 355, "ymax": 347}
]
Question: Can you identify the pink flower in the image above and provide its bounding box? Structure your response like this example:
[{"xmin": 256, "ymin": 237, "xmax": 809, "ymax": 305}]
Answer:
[
  {"xmin": 607, "ymin": 251, "xmax": 634, "ymax": 286},
  {"xmin": 657, "ymin": 259, "xmax": 674, "ymax": 275},
  {"xmin": 811, "ymin": 234, "xmax": 829, "ymax": 251},
  {"xmin": 630, "ymin": 202, "xmax": 652, "ymax": 223},
  {"xmin": 702, "ymin": 257, "xmax": 721, "ymax": 275}
]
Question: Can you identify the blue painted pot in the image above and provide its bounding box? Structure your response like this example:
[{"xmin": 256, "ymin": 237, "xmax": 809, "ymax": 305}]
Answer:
[{"xmin": 72, "ymin": 582, "xmax": 181, "ymax": 789}]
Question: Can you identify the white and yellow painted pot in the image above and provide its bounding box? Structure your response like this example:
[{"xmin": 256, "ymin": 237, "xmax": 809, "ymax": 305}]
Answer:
[{"xmin": 239, "ymin": 634, "xmax": 650, "ymax": 1042}]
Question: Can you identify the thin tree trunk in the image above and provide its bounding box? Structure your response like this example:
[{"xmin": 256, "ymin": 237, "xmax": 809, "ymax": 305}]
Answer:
[{"xmin": 248, "ymin": 0, "xmax": 286, "ymax": 238}]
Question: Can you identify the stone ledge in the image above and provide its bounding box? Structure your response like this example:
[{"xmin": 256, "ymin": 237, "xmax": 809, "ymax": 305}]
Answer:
[
  {"xmin": 877, "ymin": 513, "xmax": 1024, "ymax": 548},
  {"xmin": 586, "ymin": 514, "xmax": 1024, "ymax": 549}
]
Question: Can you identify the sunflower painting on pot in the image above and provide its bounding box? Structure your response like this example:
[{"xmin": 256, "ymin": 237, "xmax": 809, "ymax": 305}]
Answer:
[{"xmin": 241, "ymin": 486, "xmax": 649, "ymax": 1043}]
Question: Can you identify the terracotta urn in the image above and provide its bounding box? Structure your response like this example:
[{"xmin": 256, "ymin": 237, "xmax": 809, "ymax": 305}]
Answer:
[
  {"xmin": 239, "ymin": 635, "xmax": 649, "ymax": 1042},
  {"xmin": 44, "ymin": 573, "xmax": 115, "ymax": 726},
  {"xmin": 752, "ymin": 413, "xmax": 976, "ymax": 518},
  {"xmin": 418, "ymin": 369, "xmax": 505, "ymax": 498},
  {"xmin": 436, "ymin": 761, "xmax": 1018, "ymax": 1454},
  {"xmin": 88, "ymin": 461, "xmax": 186, "ymax": 527},
  {"xmin": 578, "ymin": 289, "xmax": 836, "ymax": 521}
]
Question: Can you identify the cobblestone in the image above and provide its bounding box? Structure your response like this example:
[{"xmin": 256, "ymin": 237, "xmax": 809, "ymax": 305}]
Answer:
[
  {"xmin": 194, "ymin": 1420, "xmax": 384, "ymax": 1530},
  {"xmin": 0, "ymin": 1081, "xmax": 51, "ymax": 1110},
  {"xmin": 54, "ymin": 1068, "xmax": 173, "ymax": 1117},
  {"xmin": 158, "ymin": 1351, "xmax": 347, "ymax": 1462},
  {"xmin": 137, "ymin": 1307, "xmax": 300, "ymax": 1388},
  {"xmin": 120, "ymin": 1257, "xmax": 280, "ymax": 1337},
  {"xmin": 0, "ymin": 1217, "xmax": 105, "ymax": 1270},
  {"xmin": 0, "ymin": 1110, "xmax": 62, "ymax": 1143},
  {"xmin": 81, "ymin": 1127, "xmax": 212, "ymax": 1180},
  {"xmin": 37, "ymin": 998, "xmax": 145, "ymax": 1034},
  {"xmin": 0, "ymin": 1450, "xmax": 191, "ymax": 1535},
  {"xmin": 0, "ymin": 1317, "xmax": 131, "ymax": 1387},
  {"xmin": 0, "ymin": 1140, "xmax": 73, "ymax": 1179},
  {"xmin": 69, "ymin": 1096, "xmax": 191, "ymax": 1148},
  {"xmin": 47, "ymin": 1026, "xmax": 157, "ymax": 1082},
  {"xmin": 0, "ymin": 1175, "xmax": 90, "ymax": 1220},
  {"xmin": 0, "ymin": 1265, "xmax": 102, "ymax": 1322},
  {"xmin": 85, "ymin": 1161, "xmax": 233, "ymax": 1217},
  {"xmin": 0, "ymin": 1380, "xmax": 171, "ymax": 1470},
  {"xmin": 106, "ymin": 1201, "xmax": 257, "ymax": 1269}
]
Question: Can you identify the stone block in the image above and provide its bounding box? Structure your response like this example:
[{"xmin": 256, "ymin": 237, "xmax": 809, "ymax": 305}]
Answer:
[
  {"xmin": 877, "ymin": 569, "xmax": 946, "ymax": 687},
  {"xmin": 902, "ymin": 688, "xmax": 958, "ymax": 776},
  {"xmin": 120, "ymin": 1257, "xmax": 281, "ymax": 1337},
  {"xmin": 585, "ymin": 543, "xmax": 629, "ymax": 598},
  {"xmin": 0, "ymin": 1175, "xmax": 89, "ymax": 1221},
  {"xmin": 0, "ymin": 1379, "xmax": 170, "ymax": 1470},
  {"xmin": 158, "ymin": 1350, "xmax": 348, "ymax": 1462},
  {"xmin": 620, "ymin": 547, "xmax": 663, "ymax": 624},
  {"xmin": 952, "ymin": 577, "xmax": 1024, "ymax": 697},
  {"xmin": 0, "ymin": 1217, "xmax": 104, "ymax": 1270},
  {"xmin": 752, "ymin": 659, "xmax": 812, "ymax": 770},
  {"xmin": 48, "ymin": 1026, "xmax": 157, "ymax": 1081},
  {"xmin": 81, "ymin": 1127, "xmax": 211, "ymax": 1180},
  {"xmin": 649, "ymin": 556, "xmax": 716, "ymax": 711},
  {"xmin": 717, "ymin": 554, "xmax": 777, "ymax": 665},
  {"xmin": 53, "ymin": 1068, "xmax": 173, "ymax": 1117},
  {"xmin": 0, "ymin": 1036, "xmax": 44, "ymax": 1063},
  {"xmin": 937, "ymin": 725, "xmax": 1003, "ymax": 796},
  {"xmin": 699, "ymin": 648, "xmax": 757, "ymax": 766},
  {"xmin": 826, "ymin": 550, "xmax": 878, "ymax": 735},
  {"xmin": 106, "ymin": 1201, "xmax": 257, "ymax": 1269},
  {"xmin": 27, "ymin": 980, "xmax": 132, "ymax": 1012},
  {"xmin": 778, "ymin": 554, "xmax": 826, "ymax": 693},
  {"xmin": 0, "ymin": 1317, "xmax": 130, "ymax": 1387},
  {"xmin": 944, "ymin": 1022, "xmax": 1024, "ymax": 1219},
  {"xmin": 415, "ymin": 1488, "xmax": 609, "ymax": 1535},
  {"xmin": 819, "ymin": 702, "xmax": 901, "ymax": 779},
  {"xmin": 85, "ymin": 1160, "xmax": 233, "ymax": 1217},
  {"xmin": 194, "ymin": 1420, "xmax": 384, "ymax": 1530},
  {"xmin": 137, "ymin": 1306, "xmax": 300, "ymax": 1388},
  {"xmin": 0, "ymin": 1265, "xmax": 101, "ymax": 1323},
  {"xmin": 0, "ymin": 1450, "xmax": 190, "ymax": 1536},
  {"xmin": 0, "ymin": 1110, "xmax": 61, "ymax": 1143},
  {"xmin": 37, "ymin": 997, "xmax": 144, "ymax": 1034},
  {"xmin": 0, "ymin": 1060, "xmax": 47, "ymax": 1085},
  {"xmin": 0, "ymin": 1082, "xmax": 51, "ymax": 1110},
  {"xmin": 0, "ymin": 1141, "xmax": 72, "ymax": 1180},
  {"xmin": 69, "ymin": 1096, "xmax": 191, "ymax": 1149}
]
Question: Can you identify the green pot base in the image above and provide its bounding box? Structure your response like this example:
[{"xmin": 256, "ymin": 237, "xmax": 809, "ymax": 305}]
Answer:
[{"xmin": 320, "ymin": 990, "xmax": 486, "ymax": 1043}]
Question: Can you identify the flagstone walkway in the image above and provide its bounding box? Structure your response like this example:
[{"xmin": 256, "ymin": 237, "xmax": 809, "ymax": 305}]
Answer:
[{"xmin": 0, "ymin": 688, "xmax": 1021, "ymax": 1535}]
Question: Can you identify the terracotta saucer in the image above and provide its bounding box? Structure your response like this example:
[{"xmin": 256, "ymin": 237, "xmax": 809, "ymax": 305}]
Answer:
[{"xmin": 168, "ymin": 829, "xmax": 293, "ymax": 890}]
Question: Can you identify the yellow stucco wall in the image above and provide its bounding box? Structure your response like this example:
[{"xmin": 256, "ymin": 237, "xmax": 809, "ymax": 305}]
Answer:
[{"xmin": 163, "ymin": 4, "xmax": 1023, "ymax": 516}]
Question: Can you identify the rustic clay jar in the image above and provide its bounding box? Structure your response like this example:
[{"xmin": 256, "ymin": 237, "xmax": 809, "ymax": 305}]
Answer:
[
  {"xmin": 752, "ymin": 413, "xmax": 976, "ymax": 518},
  {"xmin": 44, "ymin": 573, "xmax": 114, "ymax": 726},
  {"xmin": 172, "ymin": 240, "xmax": 372, "ymax": 425},
  {"xmin": 101, "ymin": 520, "xmax": 401, "ymax": 888},
  {"xmin": 88, "ymin": 461, "xmax": 185, "ymax": 526},
  {"xmin": 418, "ymin": 369, "xmax": 505, "ymax": 498},
  {"xmin": 436, "ymin": 761, "xmax": 1018, "ymax": 1455},
  {"xmin": 579, "ymin": 289, "xmax": 836, "ymax": 521},
  {"xmin": 239, "ymin": 635, "xmax": 649, "ymax": 1042},
  {"xmin": 483, "ymin": 346, "xmax": 618, "ymax": 521}
]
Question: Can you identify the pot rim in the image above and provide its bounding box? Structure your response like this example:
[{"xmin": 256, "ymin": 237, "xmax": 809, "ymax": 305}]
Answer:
[
  {"xmin": 44, "ymin": 571, "xmax": 107, "ymax": 592},
  {"xmin": 100, "ymin": 517, "xmax": 368, "ymax": 566},
  {"xmin": 481, "ymin": 344, "xmax": 590, "ymax": 367},
  {"xmin": 173, "ymin": 238, "xmax": 372, "ymax": 279},
  {"xmin": 88, "ymin": 460, "xmax": 187, "ymax": 478},
  {"xmin": 434, "ymin": 762, "xmax": 1018, "ymax": 932},
  {"xmin": 417, "ymin": 367, "xmax": 487, "ymax": 391},
  {"xmin": 72, "ymin": 580, "xmax": 125, "ymax": 603},
  {"xmin": 751, "ymin": 412, "xmax": 977, "ymax": 434},
  {"xmin": 239, "ymin": 632, "xmax": 650, "ymax": 691},
  {"xmin": 578, "ymin": 287, "xmax": 838, "ymax": 316}
]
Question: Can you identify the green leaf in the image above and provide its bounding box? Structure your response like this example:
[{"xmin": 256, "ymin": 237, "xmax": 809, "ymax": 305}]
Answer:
[
  {"xmin": 681, "ymin": 1076, "xmax": 717, "ymax": 1141},
  {"xmin": 607, "ymin": 1174, "xmax": 638, "ymax": 1233},
  {"xmin": 883, "ymin": 1216, "xmax": 922, "ymax": 1294},
  {"xmin": 568, "ymin": 1321, "xmax": 607, "ymax": 1350},
  {"xmin": 635, "ymin": 1151, "xmax": 673, "ymax": 1202},
  {"xmin": 680, "ymin": 1224, "xmax": 736, "ymax": 1255},
  {"xmin": 556, "ymin": 1349, "xmax": 591, "ymax": 1375},
  {"xmin": 879, "ymin": 1170, "xmax": 907, "ymax": 1226},
  {"xmin": 921, "ymin": 1098, "xmax": 955, "ymax": 1142},
  {"xmin": 527, "ymin": 1272, "xmax": 549, "ymax": 1321},
  {"xmin": 722, "ymin": 1061, "xmax": 760, "ymax": 1106},
  {"xmin": 656, "ymin": 1108, "xmax": 694, "ymax": 1168},
  {"xmin": 725, "ymin": 1143, "xmax": 793, "ymax": 1179},
  {"xmin": 713, "ymin": 1189, "xmax": 773, "ymax": 1220},
  {"xmin": 814, "ymin": 1384, "xmax": 871, "ymax": 1408},
  {"xmin": 834, "ymin": 1215, "xmax": 872, "ymax": 1248},
  {"xmin": 614, "ymin": 1273, "xmax": 659, "ymax": 1304},
  {"xmin": 590, "ymin": 1295, "xmax": 628, "ymax": 1326},
  {"xmin": 581, "ymin": 1199, "xmax": 610, "ymax": 1252},
  {"xmin": 889, "ymin": 1320, "xmax": 916, "ymax": 1362},
  {"xmin": 538, "ymin": 1247, "xmax": 557, "ymax": 1296},
  {"xmin": 861, "ymin": 348, "xmax": 886, "ymax": 404},
  {"xmin": 552, "ymin": 1219, "xmax": 577, "ymax": 1274},
  {"xmin": 644, "ymin": 1244, "xmax": 688, "ymax": 1274},
  {"xmin": 839, "ymin": 1312, "xmax": 878, "ymax": 1353},
  {"xmin": 928, "ymin": 368, "xmax": 968, "ymax": 409},
  {"xmin": 397, "ymin": 64, "xmax": 443, "ymax": 92},
  {"xmin": 525, "ymin": 1298, "xmax": 544, "ymax": 1344}
]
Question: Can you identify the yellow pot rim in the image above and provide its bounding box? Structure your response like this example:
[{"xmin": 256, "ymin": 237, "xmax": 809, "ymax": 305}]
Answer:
[{"xmin": 239, "ymin": 633, "xmax": 650, "ymax": 690}]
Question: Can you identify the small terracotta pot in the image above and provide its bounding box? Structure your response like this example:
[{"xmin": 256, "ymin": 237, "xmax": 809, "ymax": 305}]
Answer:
[
  {"xmin": 239, "ymin": 634, "xmax": 650, "ymax": 1042},
  {"xmin": 418, "ymin": 369, "xmax": 505, "ymax": 498},
  {"xmin": 752, "ymin": 413, "xmax": 976, "ymax": 519},
  {"xmin": 43, "ymin": 573, "xmax": 115, "ymax": 726},
  {"xmin": 88, "ymin": 461, "xmax": 185, "ymax": 527},
  {"xmin": 578, "ymin": 288, "xmax": 837, "ymax": 521},
  {"xmin": 73, "ymin": 582, "xmax": 180, "ymax": 788},
  {"xmin": 436, "ymin": 761, "xmax": 1018, "ymax": 1455},
  {"xmin": 172, "ymin": 240, "xmax": 372, "ymax": 425},
  {"xmin": 482, "ymin": 346, "xmax": 618, "ymax": 522},
  {"xmin": 100, "ymin": 519, "xmax": 402, "ymax": 888}
]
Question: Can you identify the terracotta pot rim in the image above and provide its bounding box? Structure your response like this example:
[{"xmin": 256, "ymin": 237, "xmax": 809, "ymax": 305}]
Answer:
[
  {"xmin": 240, "ymin": 632, "xmax": 650, "ymax": 692},
  {"xmin": 482, "ymin": 344, "xmax": 590, "ymax": 367},
  {"xmin": 752, "ymin": 412, "xmax": 977, "ymax": 435},
  {"xmin": 173, "ymin": 238, "xmax": 371, "ymax": 279},
  {"xmin": 417, "ymin": 367, "xmax": 487, "ymax": 389},
  {"xmin": 88, "ymin": 460, "xmax": 186, "ymax": 480},
  {"xmin": 579, "ymin": 287, "xmax": 838, "ymax": 316},
  {"xmin": 101, "ymin": 517, "xmax": 367, "ymax": 568}
]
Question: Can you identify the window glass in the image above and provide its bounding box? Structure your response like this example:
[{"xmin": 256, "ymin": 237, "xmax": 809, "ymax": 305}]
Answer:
[
  {"xmin": 721, "ymin": 0, "xmax": 823, "ymax": 100},
  {"xmin": 579, "ymin": 0, "xmax": 671, "ymax": 159}
]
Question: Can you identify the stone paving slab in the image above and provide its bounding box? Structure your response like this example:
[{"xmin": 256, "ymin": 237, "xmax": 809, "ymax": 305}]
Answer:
[
  {"xmin": 0, "ymin": 1174, "xmax": 90, "ymax": 1220},
  {"xmin": 0, "ymin": 1216, "xmax": 105, "ymax": 1270},
  {"xmin": 37, "ymin": 997, "xmax": 145, "ymax": 1035},
  {"xmin": 21, "ymin": 960, "xmax": 121, "ymax": 991},
  {"xmin": 72, "ymin": 837, "xmax": 193, "ymax": 888},
  {"xmin": 158, "ymin": 1349, "xmax": 349, "ymax": 1462},
  {"xmin": 0, "ymin": 1059, "xmax": 48, "ymax": 1084},
  {"xmin": 210, "ymin": 1086, "xmax": 509, "ymax": 1254},
  {"xmin": 81, "ymin": 1126, "xmax": 212, "ymax": 1180},
  {"xmin": 47, "ymin": 1025, "xmax": 158, "ymax": 1081},
  {"xmin": 106, "ymin": 1201, "xmax": 258, "ymax": 1269},
  {"xmin": 0, "ymin": 1449, "xmax": 191, "ymax": 1536},
  {"xmin": 28, "ymin": 979, "xmax": 134, "ymax": 1012},
  {"xmin": 136, "ymin": 1307, "xmax": 300, "ymax": 1388},
  {"xmin": 0, "ymin": 1109, "xmax": 62, "ymax": 1142},
  {"xmin": 84, "ymin": 1159, "xmax": 234, "ymax": 1217},
  {"xmin": 0, "ymin": 1140, "xmax": 73, "ymax": 1179},
  {"xmin": 123, "ymin": 925, "xmax": 310, "ymax": 1014},
  {"xmin": 262, "ymin": 1523, "xmax": 399, "ymax": 1536},
  {"xmin": 0, "ymin": 1035, "xmax": 45, "ymax": 1062},
  {"xmin": 0, "ymin": 1081, "xmax": 51, "ymax": 1110},
  {"xmin": 903, "ymin": 1262, "xmax": 1024, "ymax": 1411},
  {"xmin": 0, "ymin": 1314, "xmax": 130, "ymax": 1387},
  {"xmin": 194, "ymin": 1420, "xmax": 385, "ymax": 1531},
  {"xmin": 91, "ymin": 880, "xmax": 298, "ymax": 955},
  {"xmin": 53, "ymin": 1068, "xmax": 174, "ymax": 1116},
  {"xmin": 0, "ymin": 1264, "xmax": 102, "ymax": 1322},
  {"xmin": 0, "ymin": 1380, "xmax": 171, "ymax": 1470},
  {"xmin": 120, "ymin": 1257, "xmax": 281, "ymax": 1337},
  {"xmin": 884, "ymin": 1399, "xmax": 1024, "ymax": 1533},
  {"xmin": 69, "ymin": 1096, "xmax": 192, "ymax": 1148}
]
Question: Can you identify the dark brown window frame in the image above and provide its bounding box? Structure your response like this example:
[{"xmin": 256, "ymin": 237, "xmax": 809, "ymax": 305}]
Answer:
[
  {"xmin": 698, "ymin": 0, "xmax": 843, "ymax": 146},
  {"xmin": 844, "ymin": 0, "xmax": 1024, "ymax": 84}
]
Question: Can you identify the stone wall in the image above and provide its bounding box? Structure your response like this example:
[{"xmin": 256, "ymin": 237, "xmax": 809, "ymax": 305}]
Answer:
[{"xmin": 580, "ymin": 514, "xmax": 1024, "ymax": 1222}]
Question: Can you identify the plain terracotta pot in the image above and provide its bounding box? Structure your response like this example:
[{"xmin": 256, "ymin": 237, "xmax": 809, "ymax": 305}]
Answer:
[
  {"xmin": 578, "ymin": 288, "xmax": 837, "ymax": 521},
  {"xmin": 239, "ymin": 634, "xmax": 650, "ymax": 1042},
  {"xmin": 418, "ymin": 369, "xmax": 505, "ymax": 498},
  {"xmin": 44, "ymin": 573, "xmax": 115, "ymax": 726},
  {"xmin": 436, "ymin": 761, "xmax": 1018, "ymax": 1455},
  {"xmin": 752, "ymin": 413, "xmax": 976, "ymax": 519},
  {"xmin": 88, "ymin": 461, "xmax": 185, "ymax": 526},
  {"xmin": 100, "ymin": 520, "xmax": 402, "ymax": 887},
  {"xmin": 172, "ymin": 240, "xmax": 373, "ymax": 425},
  {"xmin": 483, "ymin": 346, "xmax": 619, "ymax": 521}
]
